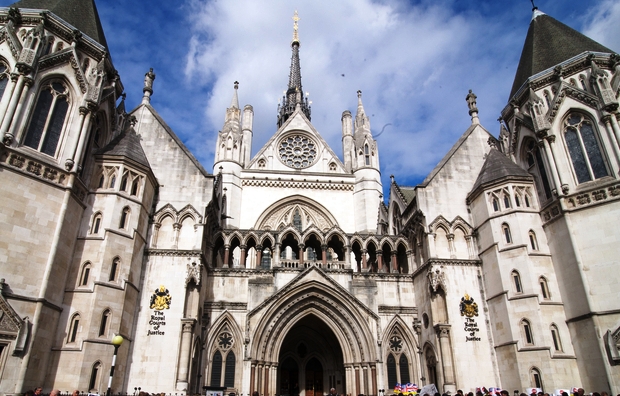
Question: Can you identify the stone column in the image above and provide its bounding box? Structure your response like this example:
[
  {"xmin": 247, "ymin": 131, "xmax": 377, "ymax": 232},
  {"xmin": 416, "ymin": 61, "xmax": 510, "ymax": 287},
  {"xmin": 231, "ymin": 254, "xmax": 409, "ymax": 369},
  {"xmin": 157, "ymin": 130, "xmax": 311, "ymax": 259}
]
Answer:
[
  {"xmin": 391, "ymin": 251, "xmax": 398, "ymax": 273},
  {"xmin": 609, "ymin": 113, "xmax": 620, "ymax": 151},
  {"xmin": 173, "ymin": 222, "xmax": 182, "ymax": 249},
  {"xmin": 377, "ymin": 254, "xmax": 383, "ymax": 273},
  {"xmin": 361, "ymin": 249, "xmax": 368, "ymax": 271},
  {"xmin": 371, "ymin": 365, "xmax": 377, "ymax": 396},
  {"xmin": 151, "ymin": 223, "xmax": 161, "ymax": 248},
  {"xmin": 223, "ymin": 244, "xmax": 230, "ymax": 268},
  {"xmin": 0, "ymin": 73, "xmax": 18, "ymax": 127},
  {"xmin": 263, "ymin": 364, "xmax": 270, "ymax": 396},
  {"xmin": 363, "ymin": 365, "xmax": 369, "ymax": 395},
  {"xmin": 540, "ymin": 138, "xmax": 563, "ymax": 195},
  {"xmin": 545, "ymin": 135, "xmax": 568, "ymax": 194},
  {"xmin": 256, "ymin": 245, "xmax": 263, "ymax": 268},
  {"xmin": 427, "ymin": 232, "xmax": 437, "ymax": 258},
  {"xmin": 322, "ymin": 244, "xmax": 328, "ymax": 266},
  {"xmin": 298, "ymin": 244, "xmax": 305, "ymax": 266},
  {"xmin": 447, "ymin": 233, "xmax": 456, "ymax": 259},
  {"xmin": 603, "ymin": 115, "xmax": 620, "ymax": 172},
  {"xmin": 274, "ymin": 243, "xmax": 281, "ymax": 267},
  {"xmin": 240, "ymin": 245, "xmax": 246, "ymax": 268},
  {"xmin": 69, "ymin": 107, "xmax": 94, "ymax": 171},
  {"xmin": 177, "ymin": 319, "xmax": 196, "ymax": 390},
  {"xmin": 434, "ymin": 324, "xmax": 456, "ymax": 392},
  {"xmin": 406, "ymin": 249, "xmax": 414, "ymax": 273},
  {"xmin": 344, "ymin": 244, "xmax": 351, "ymax": 268},
  {"xmin": 3, "ymin": 77, "xmax": 32, "ymax": 145},
  {"xmin": 250, "ymin": 363, "xmax": 256, "ymax": 395},
  {"xmin": 465, "ymin": 236, "xmax": 475, "ymax": 259},
  {"xmin": 355, "ymin": 366, "xmax": 361, "ymax": 396},
  {"xmin": 0, "ymin": 73, "xmax": 25, "ymax": 143}
]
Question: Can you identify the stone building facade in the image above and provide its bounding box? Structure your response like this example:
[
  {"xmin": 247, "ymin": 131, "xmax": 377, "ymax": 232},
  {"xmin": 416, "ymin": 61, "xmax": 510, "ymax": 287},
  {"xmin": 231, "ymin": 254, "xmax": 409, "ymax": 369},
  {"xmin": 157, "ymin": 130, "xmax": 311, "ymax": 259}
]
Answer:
[{"xmin": 0, "ymin": 2, "xmax": 619, "ymax": 396}]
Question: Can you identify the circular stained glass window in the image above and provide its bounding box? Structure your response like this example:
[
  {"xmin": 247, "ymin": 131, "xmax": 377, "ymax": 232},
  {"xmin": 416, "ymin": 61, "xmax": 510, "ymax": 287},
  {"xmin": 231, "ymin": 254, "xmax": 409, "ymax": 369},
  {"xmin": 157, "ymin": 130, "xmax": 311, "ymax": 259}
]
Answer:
[{"xmin": 278, "ymin": 134, "xmax": 317, "ymax": 169}]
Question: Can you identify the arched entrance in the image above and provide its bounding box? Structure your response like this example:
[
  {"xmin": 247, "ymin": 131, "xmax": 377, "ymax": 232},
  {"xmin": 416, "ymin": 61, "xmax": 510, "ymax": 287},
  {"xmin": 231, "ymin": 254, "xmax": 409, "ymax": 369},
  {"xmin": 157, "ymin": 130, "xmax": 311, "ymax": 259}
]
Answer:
[{"xmin": 278, "ymin": 315, "xmax": 344, "ymax": 396}]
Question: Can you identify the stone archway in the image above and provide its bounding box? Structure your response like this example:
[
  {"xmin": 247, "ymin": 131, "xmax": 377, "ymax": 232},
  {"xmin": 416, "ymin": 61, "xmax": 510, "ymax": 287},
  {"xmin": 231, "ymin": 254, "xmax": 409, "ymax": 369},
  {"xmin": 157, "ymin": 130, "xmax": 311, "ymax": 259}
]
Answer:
[
  {"xmin": 248, "ymin": 268, "xmax": 378, "ymax": 396},
  {"xmin": 278, "ymin": 315, "xmax": 344, "ymax": 396}
]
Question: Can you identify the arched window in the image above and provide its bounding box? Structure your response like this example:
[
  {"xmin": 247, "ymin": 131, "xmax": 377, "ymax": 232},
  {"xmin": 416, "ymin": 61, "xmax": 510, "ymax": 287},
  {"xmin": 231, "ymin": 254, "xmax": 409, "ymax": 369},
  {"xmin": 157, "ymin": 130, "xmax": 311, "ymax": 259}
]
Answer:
[
  {"xmin": 529, "ymin": 231, "xmax": 538, "ymax": 250},
  {"xmin": 329, "ymin": 162, "xmax": 337, "ymax": 171},
  {"xmin": 503, "ymin": 194, "xmax": 511, "ymax": 209},
  {"xmin": 386, "ymin": 353, "xmax": 397, "ymax": 389},
  {"xmin": 550, "ymin": 324, "xmax": 563, "ymax": 352},
  {"xmin": 524, "ymin": 139, "xmax": 552, "ymax": 200},
  {"xmin": 210, "ymin": 350, "xmax": 222, "ymax": 386},
  {"xmin": 119, "ymin": 207, "xmax": 130, "ymax": 229},
  {"xmin": 131, "ymin": 178, "xmax": 139, "ymax": 196},
  {"xmin": 109, "ymin": 258, "xmax": 119, "ymax": 281},
  {"xmin": 23, "ymin": 80, "xmax": 70, "ymax": 156},
  {"xmin": 524, "ymin": 194, "xmax": 531, "ymax": 207},
  {"xmin": 564, "ymin": 113, "xmax": 608, "ymax": 183},
  {"xmin": 109, "ymin": 174, "xmax": 116, "ymax": 189},
  {"xmin": 511, "ymin": 270, "xmax": 522, "ymax": 294},
  {"xmin": 399, "ymin": 354, "xmax": 410, "ymax": 385},
  {"xmin": 224, "ymin": 351, "xmax": 235, "ymax": 387},
  {"xmin": 502, "ymin": 223, "xmax": 512, "ymax": 244},
  {"xmin": 79, "ymin": 263, "xmax": 91, "ymax": 286},
  {"xmin": 364, "ymin": 144, "xmax": 370, "ymax": 166},
  {"xmin": 258, "ymin": 158, "xmax": 266, "ymax": 168},
  {"xmin": 68, "ymin": 313, "xmax": 81, "ymax": 343},
  {"xmin": 91, "ymin": 213, "xmax": 102, "ymax": 234},
  {"xmin": 530, "ymin": 367, "xmax": 543, "ymax": 389},
  {"xmin": 521, "ymin": 319, "xmax": 534, "ymax": 345},
  {"xmin": 539, "ymin": 276, "xmax": 550, "ymax": 299},
  {"xmin": 89, "ymin": 361, "xmax": 102, "ymax": 392},
  {"xmin": 0, "ymin": 62, "xmax": 9, "ymax": 102},
  {"xmin": 99, "ymin": 309, "xmax": 111, "ymax": 337},
  {"xmin": 97, "ymin": 174, "xmax": 105, "ymax": 188},
  {"xmin": 120, "ymin": 173, "xmax": 128, "ymax": 191},
  {"xmin": 492, "ymin": 197, "xmax": 500, "ymax": 212}
]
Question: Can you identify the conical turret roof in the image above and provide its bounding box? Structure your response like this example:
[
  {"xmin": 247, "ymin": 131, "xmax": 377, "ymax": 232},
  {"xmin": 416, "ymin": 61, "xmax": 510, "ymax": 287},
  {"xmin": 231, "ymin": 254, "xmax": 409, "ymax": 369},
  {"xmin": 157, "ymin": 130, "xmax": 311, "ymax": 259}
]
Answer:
[
  {"xmin": 469, "ymin": 148, "xmax": 532, "ymax": 200},
  {"xmin": 10, "ymin": 0, "xmax": 108, "ymax": 48},
  {"xmin": 510, "ymin": 9, "xmax": 614, "ymax": 98},
  {"xmin": 97, "ymin": 129, "xmax": 150, "ymax": 168}
]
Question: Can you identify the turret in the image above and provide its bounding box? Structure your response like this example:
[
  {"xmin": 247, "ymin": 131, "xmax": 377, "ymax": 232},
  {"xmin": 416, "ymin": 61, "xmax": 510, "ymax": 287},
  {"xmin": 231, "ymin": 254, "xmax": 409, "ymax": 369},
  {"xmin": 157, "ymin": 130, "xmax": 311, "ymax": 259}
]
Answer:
[
  {"xmin": 214, "ymin": 82, "xmax": 243, "ymax": 165},
  {"xmin": 341, "ymin": 110, "xmax": 353, "ymax": 172},
  {"xmin": 241, "ymin": 104, "xmax": 253, "ymax": 167},
  {"xmin": 353, "ymin": 90, "xmax": 380, "ymax": 171}
]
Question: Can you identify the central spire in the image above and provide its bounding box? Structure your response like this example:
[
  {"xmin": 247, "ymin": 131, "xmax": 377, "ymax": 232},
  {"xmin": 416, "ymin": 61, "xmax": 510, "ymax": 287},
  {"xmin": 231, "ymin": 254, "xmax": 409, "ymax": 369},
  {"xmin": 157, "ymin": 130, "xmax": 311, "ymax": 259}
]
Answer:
[{"xmin": 277, "ymin": 11, "xmax": 311, "ymax": 127}]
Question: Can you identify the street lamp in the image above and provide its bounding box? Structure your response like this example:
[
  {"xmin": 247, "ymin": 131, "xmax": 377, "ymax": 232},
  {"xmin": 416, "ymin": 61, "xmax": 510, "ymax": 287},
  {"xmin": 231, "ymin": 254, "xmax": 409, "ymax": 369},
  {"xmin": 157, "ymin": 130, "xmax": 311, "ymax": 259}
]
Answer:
[{"xmin": 106, "ymin": 335, "xmax": 124, "ymax": 396}]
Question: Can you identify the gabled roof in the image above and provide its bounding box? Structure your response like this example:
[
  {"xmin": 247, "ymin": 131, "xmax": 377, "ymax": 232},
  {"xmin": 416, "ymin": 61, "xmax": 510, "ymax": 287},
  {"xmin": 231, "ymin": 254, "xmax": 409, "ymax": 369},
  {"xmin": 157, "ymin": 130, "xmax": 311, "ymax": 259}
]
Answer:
[
  {"xmin": 510, "ymin": 9, "xmax": 614, "ymax": 98},
  {"xmin": 97, "ymin": 128, "xmax": 150, "ymax": 168},
  {"xmin": 10, "ymin": 0, "xmax": 108, "ymax": 48},
  {"xmin": 468, "ymin": 148, "xmax": 532, "ymax": 200}
]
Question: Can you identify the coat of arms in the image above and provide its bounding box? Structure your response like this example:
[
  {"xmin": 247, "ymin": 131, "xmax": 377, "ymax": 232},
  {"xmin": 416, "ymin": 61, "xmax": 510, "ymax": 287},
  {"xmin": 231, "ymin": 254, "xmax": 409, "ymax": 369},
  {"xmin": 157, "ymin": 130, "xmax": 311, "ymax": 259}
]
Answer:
[
  {"xmin": 150, "ymin": 285, "xmax": 172, "ymax": 310},
  {"xmin": 459, "ymin": 294, "xmax": 478, "ymax": 317}
]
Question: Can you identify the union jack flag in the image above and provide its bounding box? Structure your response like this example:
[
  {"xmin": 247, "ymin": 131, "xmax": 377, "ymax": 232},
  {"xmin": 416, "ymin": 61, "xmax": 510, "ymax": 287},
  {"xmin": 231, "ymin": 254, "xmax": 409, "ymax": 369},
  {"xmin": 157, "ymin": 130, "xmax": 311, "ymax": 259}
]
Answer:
[{"xmin": 394, "ymin": 383, "xmax": 402, "ymax": 392}]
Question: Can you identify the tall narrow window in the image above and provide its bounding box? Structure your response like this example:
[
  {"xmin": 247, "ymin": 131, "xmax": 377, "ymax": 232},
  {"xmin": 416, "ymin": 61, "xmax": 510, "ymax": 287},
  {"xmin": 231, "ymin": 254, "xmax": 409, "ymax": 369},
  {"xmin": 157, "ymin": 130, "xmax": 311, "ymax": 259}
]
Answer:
[
  {"xmin": 492, "ymin": 197, "xmax": 500, "ymax": 212},
  {"xmin": 131, "ymin": 178, "xmax": 139, "ymax": 196},
  {"xmin": 364, "ymin": 144, "xmax": 370, "ymax": 166},
  {"xmin": 91, "ymin": 213, "xmax": 102, "ymax": 234},
  {"xmin": 512, "ymin": 270, "xmax": 522, "ymax": 293},
  {"xmin": 386, "ymin": 354, "xmax": 397, "ymax": 389},
  {"xmin": 0, "ymin": 63, "xmax": 9, "ymax": 102},
  {"xmin": 515, "ymin": 194, "xmax": 521, "ymax": 207},
  {"xmin": 99, "ymin": 310, "xmax": 110, "ymax": 337},
  {"xmin": 109, "ymin": 258, "xmax": 119, "ymax": 281},
  {"xmin": 521, "ymin": 319, "xmax": 534, "ymax": 345},
  {"xmin": 564, "ymin": 113, "xmax": 608, "ymax": 184},
  {"xmin": 550, "ymin": 324, "xmax": 563, "ymax": 352},
  {"xmin": 530, "ymin": 367, "xmax": 543, "ymax": 389},
  {"xmin": 89, "ymin": 362, "xmax": 101, "ymax": 392},
  {"xmin": 525, "ymin": 194, "xmax": 531, "ymax": 207},
  {"xmin": 502, "ymin": 223, "xmax": 512, "ymax": 244},
  {"xmin": 399, "ymin": 354, "xmax": 410, "ymax": 385},
  {"xmin": 224, "ymin": 351, "xmax": 235, "ymax": 387},
  {"xmin": 68, "ymin": 314, "xmax": 81, "ymax": 343},
  {"xmin": 79, "ymin": 263, "xmax": 91, "ymax": 286},
  {"xmin": 23, "ymin": 81, "xmax": 70, "ymax": 156},
  {"xmin": 210, "ymin": 350, "xmax": 223, "ymax": 386},
  {"xmin": 539, "ymin": 277, "xmax": 550, "ymax": 299},
  {"xmin": 109, "ymin": 174, "xmax": 116, "ymax": 189},
  {"xmin": 525, "ymin": 139, "xmax": 552, "ymax": 200},
  {"xmin": 119, "ymin": 207, "xmax": 130, "ymax": 229},
  {"xmin": 503, "ymin": 194, "xmax": 511, "ymax": 209},
  {"xmin": 120, "ymin": 173, "xmax": 128, "ymax": 191},
  {"xmin": 529, "ymin": 231, "xmax": 538, "ymax": 250}
]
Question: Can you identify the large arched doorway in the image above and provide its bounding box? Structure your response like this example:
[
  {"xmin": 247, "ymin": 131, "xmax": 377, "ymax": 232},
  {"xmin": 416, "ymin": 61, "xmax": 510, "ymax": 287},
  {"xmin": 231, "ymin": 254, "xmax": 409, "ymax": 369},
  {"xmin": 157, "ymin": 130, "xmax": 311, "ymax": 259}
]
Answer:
[{"xmin": 278, "ymin": 315, "xmax": 345, "ymax": 396}]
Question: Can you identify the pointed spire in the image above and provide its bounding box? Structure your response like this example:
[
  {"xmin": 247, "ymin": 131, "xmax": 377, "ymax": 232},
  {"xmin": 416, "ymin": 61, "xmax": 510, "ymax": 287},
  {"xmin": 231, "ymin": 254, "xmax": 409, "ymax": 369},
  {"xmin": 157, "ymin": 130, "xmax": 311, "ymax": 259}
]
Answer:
[
  {"xmin": 510, "ymin": 8, "xmax": 614, "ymax": 99},
  {"xmin": 230, "ymin": 81, "xmax": 240, "ymax": 108},
  {"xmin": 277, "ymin": 11, "xmax": 311, "ymax": 127},
  {"xmin": 356, "ymin": 90, "xmax": 366, "ymax": 115},
  {"xmin": 354, "ymin": 90, "xmax": 371, "ymax": 137}
]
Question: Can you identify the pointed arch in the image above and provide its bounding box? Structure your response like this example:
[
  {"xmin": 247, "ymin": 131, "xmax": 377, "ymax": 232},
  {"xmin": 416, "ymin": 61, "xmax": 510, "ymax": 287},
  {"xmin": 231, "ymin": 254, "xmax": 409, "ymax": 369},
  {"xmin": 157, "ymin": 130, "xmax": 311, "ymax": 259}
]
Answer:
[
  {"xmin": 255, "ymin": 195, "xmax": 339, "ymax": 231},
  {"xmin": 248, "ymin": 274, "xmax": 378, "ymax": 367},
  {"xmin": 206, "ymin": 311, "xmax": 244, "ymax": 388}
]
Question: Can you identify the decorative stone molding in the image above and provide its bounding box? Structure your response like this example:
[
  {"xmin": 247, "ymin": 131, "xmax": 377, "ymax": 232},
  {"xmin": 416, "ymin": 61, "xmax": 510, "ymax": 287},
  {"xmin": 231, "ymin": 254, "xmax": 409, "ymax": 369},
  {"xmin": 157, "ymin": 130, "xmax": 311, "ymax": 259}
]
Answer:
[
  {"xmin": 427, "ymin": 264, "xmax": 447, "ymax": 293},
  {"xmin": 377, "ymin": 305, "xmax": 417, "ymax": 315},
  {"xmin": 203, "ymin": 301, "xmax": 248, "ymax": 310},
  {"xmin": 186, "ymin": 261, "xmax": 203, "ymax": 286},
  {"xmin": 2, "ymin": 149, "xmax": 68, "ymax": 187},
  {"xmin": 242, "ymin": 178, "xmax": 354, "ymax": 191}
]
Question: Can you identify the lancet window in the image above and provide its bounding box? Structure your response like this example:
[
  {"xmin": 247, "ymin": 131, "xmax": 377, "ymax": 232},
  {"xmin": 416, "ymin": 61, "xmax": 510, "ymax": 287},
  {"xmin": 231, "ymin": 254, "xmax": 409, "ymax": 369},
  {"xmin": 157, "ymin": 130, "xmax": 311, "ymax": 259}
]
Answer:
[{"xmin": 24, "ymin": 80, "xmax": 70, "ymax": 156}]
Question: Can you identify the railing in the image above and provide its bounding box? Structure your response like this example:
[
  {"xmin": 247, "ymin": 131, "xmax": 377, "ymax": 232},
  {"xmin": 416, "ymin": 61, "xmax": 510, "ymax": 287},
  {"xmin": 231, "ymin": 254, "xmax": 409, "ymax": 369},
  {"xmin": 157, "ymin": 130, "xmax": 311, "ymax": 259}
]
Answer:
[{"xmin": 277, "ymin": 260, "xmax": 348, "ymax": 270}]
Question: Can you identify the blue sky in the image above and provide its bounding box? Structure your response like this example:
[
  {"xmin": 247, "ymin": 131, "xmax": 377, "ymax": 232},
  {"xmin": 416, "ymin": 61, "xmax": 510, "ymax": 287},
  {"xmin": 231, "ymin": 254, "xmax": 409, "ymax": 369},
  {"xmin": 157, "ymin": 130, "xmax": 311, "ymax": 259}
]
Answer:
[{"xmin": 11, "ymin": 0, "xmax": 620, "ymax": 195}]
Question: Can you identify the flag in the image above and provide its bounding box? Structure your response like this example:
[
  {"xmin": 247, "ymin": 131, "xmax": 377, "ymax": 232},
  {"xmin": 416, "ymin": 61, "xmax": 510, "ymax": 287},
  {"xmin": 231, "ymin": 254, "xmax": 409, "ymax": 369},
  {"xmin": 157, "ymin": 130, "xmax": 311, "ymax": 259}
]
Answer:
[{"xmin": 394, "ymin": 383, "xmax": 402, "ymax": 392}]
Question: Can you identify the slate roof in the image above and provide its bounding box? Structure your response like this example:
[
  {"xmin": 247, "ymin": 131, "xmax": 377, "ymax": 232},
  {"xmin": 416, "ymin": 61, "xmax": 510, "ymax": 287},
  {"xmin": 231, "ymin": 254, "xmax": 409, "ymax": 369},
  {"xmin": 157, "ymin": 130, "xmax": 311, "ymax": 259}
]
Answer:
[
  {"xmin": 10, "ymin": 0, "xmax": 108, "ymax": 48},
  {"xmin": 469, "ymin": 148, "xmax": 532, "ymax": 200},
  {"xmin": 97, "ymin": 129, "xmax": 150, "ymax": 169},
  {"xmin": 510, "ymin": 10, "xmax": 614, "ymax": 99}
]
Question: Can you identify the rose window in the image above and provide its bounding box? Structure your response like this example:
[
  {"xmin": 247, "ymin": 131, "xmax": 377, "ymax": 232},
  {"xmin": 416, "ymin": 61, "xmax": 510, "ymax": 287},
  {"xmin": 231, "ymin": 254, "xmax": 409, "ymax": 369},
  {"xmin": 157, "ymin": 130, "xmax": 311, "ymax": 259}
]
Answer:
[{"xmin": 278, "ymin": 135, "xmax": 317, "ymax": 169}]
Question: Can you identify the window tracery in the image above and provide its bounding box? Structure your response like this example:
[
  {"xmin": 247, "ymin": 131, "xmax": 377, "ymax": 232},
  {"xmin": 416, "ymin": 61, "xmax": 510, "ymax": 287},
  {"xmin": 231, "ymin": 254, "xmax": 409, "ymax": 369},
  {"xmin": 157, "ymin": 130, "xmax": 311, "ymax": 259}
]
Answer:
[
  {"xmin": 0, "ymin": 62, "xmax": 9, "ymax": 102},
  {"xmin": 564, "ymin": 112, "xmax": 608, "ymax": 184},
  {"xmin": 24, "ymin": 80, "xmax": 70, "ymax": 156},
  {"xmin": 278, "ymin": 134, "xmax": 317, "ymax": 169}
]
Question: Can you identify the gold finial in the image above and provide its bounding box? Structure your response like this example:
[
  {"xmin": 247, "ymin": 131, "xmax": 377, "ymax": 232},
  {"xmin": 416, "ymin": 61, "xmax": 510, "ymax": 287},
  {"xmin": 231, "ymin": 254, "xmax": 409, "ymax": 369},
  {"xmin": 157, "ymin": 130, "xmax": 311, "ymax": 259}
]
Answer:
[{"xmin": 292, "ymin": 10, "xmax": 300, "ymax": 44}]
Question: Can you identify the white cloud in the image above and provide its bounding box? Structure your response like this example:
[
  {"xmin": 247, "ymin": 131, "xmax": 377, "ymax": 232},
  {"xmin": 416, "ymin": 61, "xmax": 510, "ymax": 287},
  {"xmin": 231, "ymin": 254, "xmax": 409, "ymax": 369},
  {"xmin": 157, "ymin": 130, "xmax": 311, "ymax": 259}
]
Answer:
[
  {"xmin": 183, "ymin": 0, "xmax": 523, "ymax": 186},
  {"xmin": 582, "ymin": 0, "xmax": 620, "ymax": 53}
]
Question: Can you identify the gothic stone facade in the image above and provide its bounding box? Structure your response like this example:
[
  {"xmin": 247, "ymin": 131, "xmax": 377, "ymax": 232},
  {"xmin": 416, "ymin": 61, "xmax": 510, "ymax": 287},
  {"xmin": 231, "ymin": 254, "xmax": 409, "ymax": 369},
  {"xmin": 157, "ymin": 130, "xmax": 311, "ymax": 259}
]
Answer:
[{"xmin": 0, "ymin": 3, "xmax": 619, "ymax": 396}]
